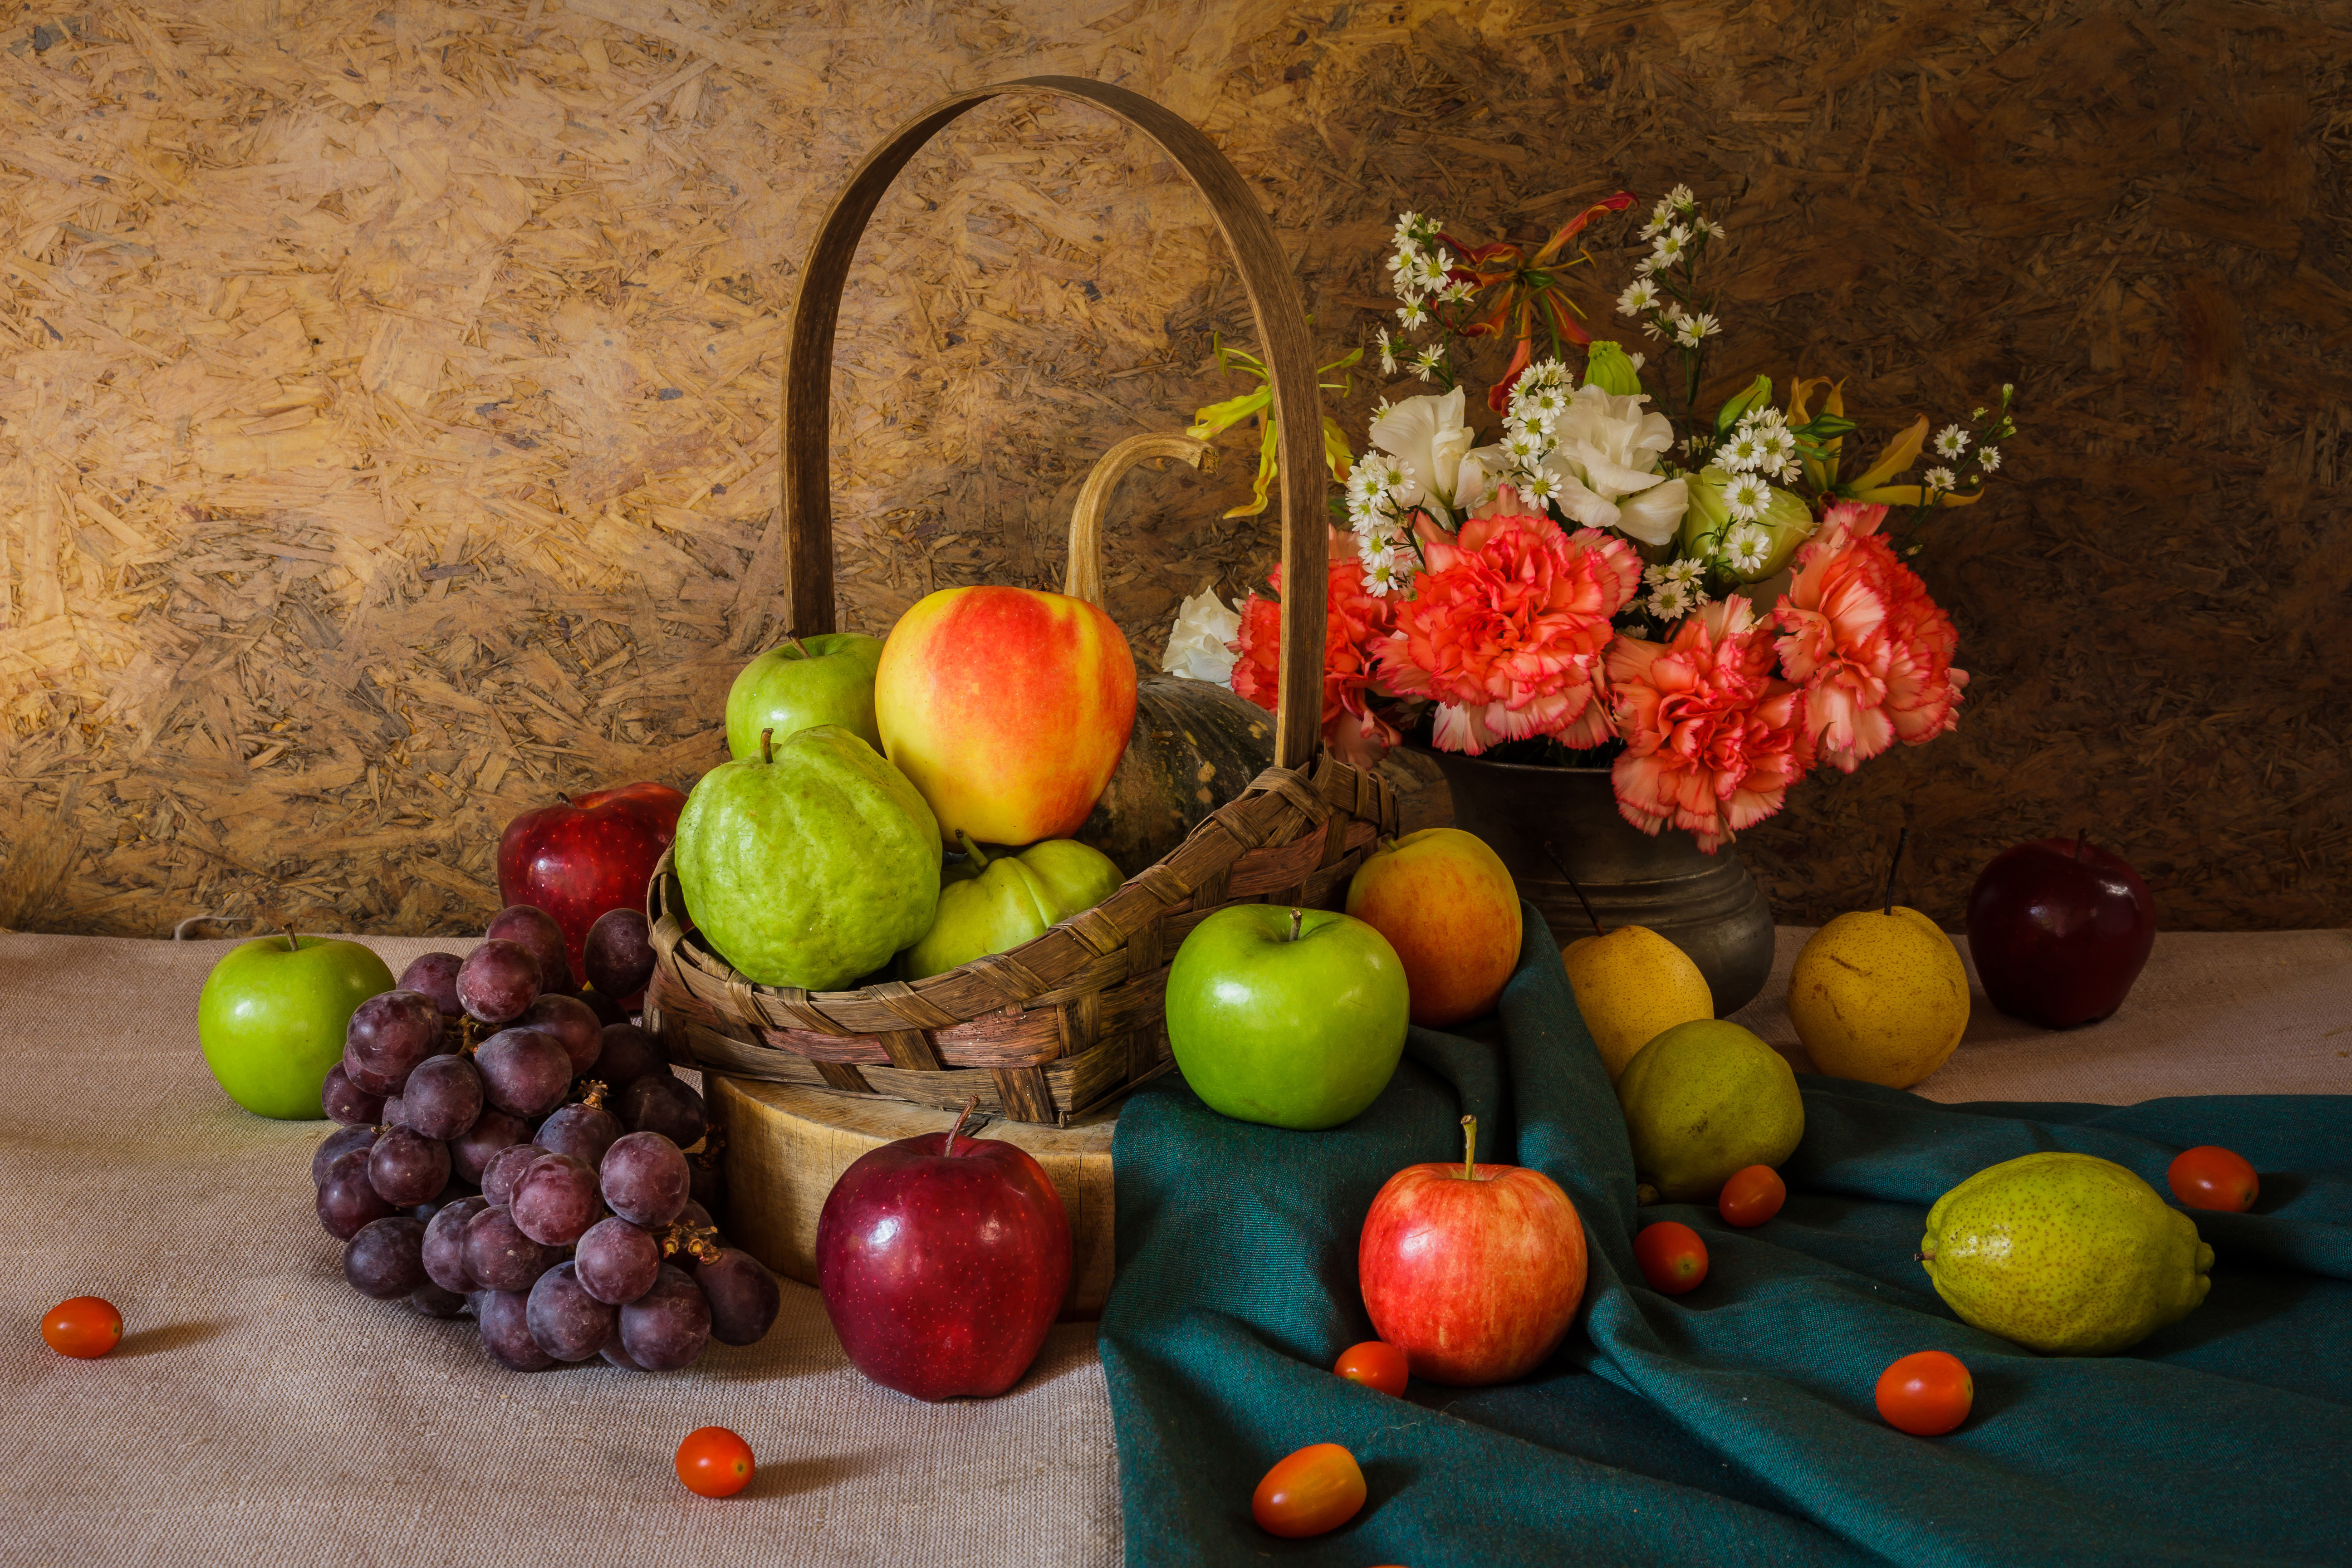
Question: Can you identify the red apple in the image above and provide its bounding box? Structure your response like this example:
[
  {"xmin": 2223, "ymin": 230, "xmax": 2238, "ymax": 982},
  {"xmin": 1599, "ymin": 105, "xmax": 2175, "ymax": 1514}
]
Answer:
[
  {"xmin": 816, "ymin": 1101, "xmax": 1072, "ymax": 1401},
  {"xmin": 873, "ymin": 586, "xmax": 1137, "ymax": 844},
  {"xmin": 496, "ymin": 782, "xmax": 685, "ymax": 994},
  {"xmin": 1344, "ymin": 828, "xmax": 1523, "ymax": 1027},
  {"xmin": 1357, "ymin": 1115, "xmax": 1587, "ymax": 1386},
  {"xmin": 1965, "ymin": 832, "xmax": 2156, "ymax": 1028}
]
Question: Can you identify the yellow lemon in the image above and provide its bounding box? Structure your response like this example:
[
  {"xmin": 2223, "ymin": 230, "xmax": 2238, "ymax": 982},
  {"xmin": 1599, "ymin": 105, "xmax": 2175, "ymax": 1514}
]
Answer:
[
  {"xmin": 1560, "ymin": 926, "xmax": 1715, "ymax": 1082},
  {"xmin": 1788, "ymin": 906, "xmax": 1969, "ymax": 1088}
]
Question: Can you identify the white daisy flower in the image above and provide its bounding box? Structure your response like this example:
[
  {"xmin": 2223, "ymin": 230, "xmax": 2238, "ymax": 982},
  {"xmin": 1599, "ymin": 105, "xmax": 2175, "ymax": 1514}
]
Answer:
[
  {"xmin": 1933, "ymin": 424, "xmax": 1970, "ymax": 458},
  {"xmin": 1673, "ymin": 311, "xmax": 1720, "ymax": 348},
  {"xmin": 1720, "ymin": 429, "xmax": 1765, "ymax": 471},
  {"xmin": 1633, "ymin": 254, "xmax": 1660, "ymax": 277},
  {"xmin": 1749, "ymin": 405, "xmax": 1788, "ymax": 430},
  {"xmin": 1520, "ymin": 383, "xmax": 1568, "ymax": 428},
  {"xmin": 1722, "ymin": 473, "xmax": 1771, "ymax": 521},
  {"xmin": 1978, "ymin": 445, "xmax": 2002, "ymax": 472},
  {"xmin": 1397, "ymin": 300, "xmax": 1428, "ymax": 330},
  {"xmin": 1519, "ymin": 469, "xmax": 1562, "ymax": 506},
  {"xmin": 1663, "ymin": 557, "xmax": 1706, "ymax": 588},
  {"xmin": 1500, "ymin": 428, "xmax": 1545, "ymax": 468},
  {"xmin": 1412, "ymin": 345, "xmax": 1445, "ymax": 382},
  {"xmin": 1700, "ymin": 217, "xmax": 1726, "ymax": 241},
  {"xmin": 1651, "ymin": 226, "xmax": 1690, "ymax": 266},
  {"xmin": 1393, "ymin": 211, "xmax": 1427, "ymax": 246},
  {"xmin": 1647, "ymin": 581, "xmax": 1693, "ymax": 620},
  {"xmin": 1923, "ymin": 466, "xmax": 1956, "ymax": 492},
  {"xmin": 1617, "ymin": 279, "xmax": 1660, "ymax": 316},
  {"xmin": 1376, "ymin": 328, "xmax": 1397, "ymax": 377},
  {"xmin": 1441, "ymin": 278, "xmax": 1475, "ymax": 303},
  {"xmin": 1642, "ymin": 562, "xmax": 1670, "ymax": 588},
  {"xmin": 1666, "ymin": 182, "xmax": 1696, "ymax": 211},
  {"xmin": 1759, "ymin": 426, "xmax": 1799, "ymax": 468},
  {"xmin": 1725, "ymin": 522, "xmax": 1770, "ymax": 573}
]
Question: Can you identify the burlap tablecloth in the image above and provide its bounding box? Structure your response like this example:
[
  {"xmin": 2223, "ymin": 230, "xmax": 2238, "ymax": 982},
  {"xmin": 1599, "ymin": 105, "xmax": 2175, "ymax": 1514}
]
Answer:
[{"xmin": 2, "ymin": 925, "xmax": 2345, "ymax": 1566}]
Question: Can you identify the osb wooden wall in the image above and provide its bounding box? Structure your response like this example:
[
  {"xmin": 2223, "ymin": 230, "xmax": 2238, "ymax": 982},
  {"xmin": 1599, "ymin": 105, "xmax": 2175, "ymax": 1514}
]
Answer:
[{"xmin": 2, "ymin": 0, "xmax": 2346, "ymax": 939}]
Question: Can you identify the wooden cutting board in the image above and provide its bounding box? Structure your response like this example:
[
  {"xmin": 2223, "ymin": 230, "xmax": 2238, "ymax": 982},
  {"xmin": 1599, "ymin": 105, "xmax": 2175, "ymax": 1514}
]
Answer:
[{"xmin": 709, "ymin": 1075, "xmax": 1121, "ymax": 1319}]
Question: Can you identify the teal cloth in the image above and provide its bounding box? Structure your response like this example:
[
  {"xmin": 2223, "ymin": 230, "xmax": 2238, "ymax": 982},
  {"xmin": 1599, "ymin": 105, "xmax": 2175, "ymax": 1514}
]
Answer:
[{"xmin": 1100, "ymin": 906, "xmax": 2352, "ymax": 1566}]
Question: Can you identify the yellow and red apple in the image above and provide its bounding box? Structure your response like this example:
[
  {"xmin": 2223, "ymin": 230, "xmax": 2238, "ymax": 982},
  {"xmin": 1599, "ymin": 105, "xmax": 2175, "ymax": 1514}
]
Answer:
[
  {"xmin": 1344, "ymin": 828, "xmax": 1522, "ymax": 1027},
  {"xmin": 874, "ymin": 587, "xmax": 1137, "ymax": 845}
]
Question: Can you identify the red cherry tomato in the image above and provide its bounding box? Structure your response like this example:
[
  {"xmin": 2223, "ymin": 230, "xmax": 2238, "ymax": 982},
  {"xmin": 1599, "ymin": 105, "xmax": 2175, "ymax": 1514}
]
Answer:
[
  {"xmin": 1719, "ymin": 1166, "xmax": 1787, "ymax": 1227},
  {"xmin": 1875, "ymin": 1351, "xmax": 1973, "ymax": 1436},
  {"xmin": 1334, "ymin": 1339, "xmax": 1409, "ymax": 1398},
  {"xmin": 1633, "ymin": 1221, "xmax": 1709, "ymax": 1294},
  {"xmin": 42, "ymin": 1297, "xmax": 123, "ymax": 1359},
  {"xmin": 2168, "ymin": 1146, "xmax": 2259, "ymax": 1213},
  {"xmin": 1251, "ymin": 1442, "xmax": 1366, "ymax": 1539},
  {"xmin": 675, "ymin": 1426, "xmax": 755, "ymax": 1498}
]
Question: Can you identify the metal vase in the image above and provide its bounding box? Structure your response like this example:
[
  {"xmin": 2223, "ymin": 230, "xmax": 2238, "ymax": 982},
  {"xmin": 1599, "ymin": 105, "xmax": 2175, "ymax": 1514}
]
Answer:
[{"xmin": 1419, "ymin": 751, "xmax": 1777, "ymax": 1017}]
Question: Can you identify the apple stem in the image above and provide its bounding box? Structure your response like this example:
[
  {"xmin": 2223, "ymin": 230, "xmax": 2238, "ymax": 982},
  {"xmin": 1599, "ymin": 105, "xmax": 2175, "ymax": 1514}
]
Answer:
[
  {"xmin": 282, "ymin": 924, "xmax": 300, "ymax": 953},
  {"xmin": 556, "ymin": 792, "xmax": 570, "ymax": 805},
  {"xmin": 1288, "ymin": 907, "xmax": 1304, "ymax": 942},
  {"xmin": 1882, "ymin": 826, "xmax": 1908, "ymax": 917},
  {"xmin": 958, "ymin": 830, "xmax": 991, "ymax": 871},
  {"xmin": 785, "ymin": 629, "xmax": 812, "ymax": 659},
  {"xmin": 943, "ymin": 1094, "xmax": 979, "ymax": 1158},
  {"xmin": 1460, "ymin": 1113, "xmax": 1478, "ymax": 1181},
  {"xmin": 2073, "ymin": 827, "xmax": 2086, "ymax": 861},
  {"xmin": 760, "ymin": 726, "xmax": 775, "ymax": 764},
  {"xmin": 1543, "ymin": 842, "xmax": 1605, "ymax": 937}
]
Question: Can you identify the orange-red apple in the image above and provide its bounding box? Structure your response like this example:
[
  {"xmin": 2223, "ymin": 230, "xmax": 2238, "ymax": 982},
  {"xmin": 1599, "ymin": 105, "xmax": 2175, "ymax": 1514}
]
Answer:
[
  {"xmin": 874, "ymin": 586, "xmax": 1138, "ymax": 845},
  {"xmin": 1344, "ymin": 828, "xmax": 1522, "ymax": 1027}
]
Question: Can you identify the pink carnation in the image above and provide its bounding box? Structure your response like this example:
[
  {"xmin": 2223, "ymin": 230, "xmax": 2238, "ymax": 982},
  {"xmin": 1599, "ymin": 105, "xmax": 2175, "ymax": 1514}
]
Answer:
[
  {"xmin": 1773, "ymin": 501, "xmax": 1968, "ymax": 772},
  {"xmin": 1607, "ymin": 596, "xmax": 1813, "ymax": 853},
  {"xmin": 1229, "ymin": 555, "xmax": 1401, "ymax": 766},
  {"xmin": 1377, "ymin": 506, "xmax": 1640, "ymax": 754}
]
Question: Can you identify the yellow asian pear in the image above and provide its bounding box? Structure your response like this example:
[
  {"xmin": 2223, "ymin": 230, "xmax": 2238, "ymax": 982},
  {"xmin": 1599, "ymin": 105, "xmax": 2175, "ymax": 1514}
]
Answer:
[
  {"xmin": 1560, "ymin": 925, "xmax": 1715, "ymax": 1082},
  {"xmin": 1788, "ymin": 906, "xmax": 1970, "ymax": 1088}
]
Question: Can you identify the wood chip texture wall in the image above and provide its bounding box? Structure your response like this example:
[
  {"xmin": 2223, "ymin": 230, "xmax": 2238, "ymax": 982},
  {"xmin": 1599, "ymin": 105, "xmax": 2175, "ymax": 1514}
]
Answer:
[{"xmin": 2, "ymin": 0, "xmax": 2345, "ymax": 939}]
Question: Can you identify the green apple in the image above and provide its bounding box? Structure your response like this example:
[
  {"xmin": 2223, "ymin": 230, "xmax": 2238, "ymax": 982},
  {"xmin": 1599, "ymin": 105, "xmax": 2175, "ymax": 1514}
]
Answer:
[
  {"xmin": 902, "ymin": 833, "xmax": 1122, "ymax": 980},
  {"xmin": 675, "ymin": 723, "xmax": 941, "ymax": 990},
  {"xmin": 1164, "ymin": 905, "xmax": 1410, "ymax": 1130},
  {"xmin": 196, "ymin": 933, "xmax": 397, "ymax": 1119},
  {"xmin": 725, "ymin": 632, "xmax": 887, "ymax": 758}
]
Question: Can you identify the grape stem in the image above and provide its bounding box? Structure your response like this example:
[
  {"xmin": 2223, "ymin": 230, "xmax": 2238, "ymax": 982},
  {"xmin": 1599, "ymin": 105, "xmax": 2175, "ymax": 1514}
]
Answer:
[
  {"xmin": 1543, "ymin": 842, "xmax": 1606, "ymax": 937},
  {"xmin": 662, "ymin": 1222, "xmax": 722, "ymax": 1265},
  {"xmin": 943, "ymin": 1094, "xmax": 980, "ymax": 1158},
  {"xmin": 575, "ymin": 1078, "xmax": 607, "ymax": 1109},
  {"xmin": 694, "ymin": 1126, "xmax": 727, "ymax": 1166},
  {"xmin": 1460, "ymin": 1114, "xmax": 1479, "ymax": 1181},
  {"xmin": 1882, "ymin": 826, "xmax": 1909, "ymax": 916}
]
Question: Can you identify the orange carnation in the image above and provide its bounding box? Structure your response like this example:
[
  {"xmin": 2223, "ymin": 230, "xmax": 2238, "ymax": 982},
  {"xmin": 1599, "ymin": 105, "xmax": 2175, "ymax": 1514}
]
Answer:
[
  {"xmin": 1229, "ymin": 555, "xmax": 1401, "ymax": 766},
  {"xmin": 1607, "ymin": 596, "xmax": 1813, "ymax": 853},
  {"xmin": 1773, "ymin": 502, "xmax": 1968, "ymax": 772},
  {"xmin": 1377, "ymin": 506, "xmax": 1641, "ymax": 754}
]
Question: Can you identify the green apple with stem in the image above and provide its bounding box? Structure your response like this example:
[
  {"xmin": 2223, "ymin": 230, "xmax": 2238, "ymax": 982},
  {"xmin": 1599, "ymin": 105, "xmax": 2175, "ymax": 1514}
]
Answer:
[
  {"xmin": 197, "ymin": 929, "xmax": 397, "ymax": 1119},
  {"xmin": 1165, "ymin": 905, "xmax": 1410, "ymax": 1130},
  {"xmin": 725, "ymin": 631, "xmax": 887, "ymax": 758}
]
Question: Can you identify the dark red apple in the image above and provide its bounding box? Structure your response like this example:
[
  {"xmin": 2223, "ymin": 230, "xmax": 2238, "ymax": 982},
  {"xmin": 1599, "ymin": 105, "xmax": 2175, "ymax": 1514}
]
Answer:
[
  {"xmin": 1966, "ymin": 833, "xmax": 2156, "ymax": 1028},
  {"xmin": 496, "ymin": 783, "xmax": 685, "ymax": 994},
  {"xmin": 1357, "ymin": 1115, "xmax": 1587, "ymax": 1386},
  {"xmin": 816, "ymin": 1102, "xmax": 1071, "ymax": 1401}
]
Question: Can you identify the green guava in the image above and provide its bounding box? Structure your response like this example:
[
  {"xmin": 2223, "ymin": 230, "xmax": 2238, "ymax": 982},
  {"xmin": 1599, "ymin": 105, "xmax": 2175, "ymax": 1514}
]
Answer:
[{"xmin": 674, "ymin": 724, "xmax": 941, "ymax": 990}]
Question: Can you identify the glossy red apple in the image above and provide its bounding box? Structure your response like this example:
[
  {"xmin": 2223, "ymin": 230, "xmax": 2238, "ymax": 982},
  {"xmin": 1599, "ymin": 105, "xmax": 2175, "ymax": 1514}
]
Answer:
[
  {"xmin": 816, "ymin": 1101, "xmax": 1072, "ymax": 1401},
  {"xmin": 1357, "ymin": 1115, "xmax": 1587, "ymax": 1386},
  {"xmin": 496, "ymin": 782, "xmax": 685, "ymax": 993},
  {"xmin": 1965, "ymin": 832, "xmax": 2156, "ymax": 1028}
]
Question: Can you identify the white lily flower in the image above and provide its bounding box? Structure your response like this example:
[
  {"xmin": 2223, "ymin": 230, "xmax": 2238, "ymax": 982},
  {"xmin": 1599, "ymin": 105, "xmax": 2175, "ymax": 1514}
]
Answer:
[
  {"xmin": 1368, "ymin": 387, "xmax": 1485, "ymax": 519},
  {"xmin": 1534, "ymin": 384, "xmax": 1688, "ymax": 546},
  {"xmin": 1161, "ymin": 583, "xmax": 1243, "ymax": 683}
]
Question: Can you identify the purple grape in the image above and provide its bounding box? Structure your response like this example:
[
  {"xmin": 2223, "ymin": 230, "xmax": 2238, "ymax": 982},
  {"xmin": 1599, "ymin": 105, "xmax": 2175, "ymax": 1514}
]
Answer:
[
  {"xmin": 481, "ymin": 1143, "xmax": 540, "ymax": 1208},
  {"xmin": 585, "ymin": 908, "xmax": 656, "ymax": 1001},
  {"xmin": 344, "ymin": 1216, "xmax": 428, "ymax": 1299},
  {"xmin": 486, "ymin": 905, "xmax": 574, "ymax": 994},
  {"xmin": 450, "ymin": 1109, "xmax": 528, "ymax": 1183},
  {"xmin": 476, "ymin": 1289, "xmax": 556, "ymax": 1371},
  {"xmin": 617, "ymin": 1072, "xmax": 705, "ymax": 1147},
  {"xmin": 574, "ymin": 1217, "xmax": 662, "ymax": 1306},
  {"xmin": 367, "ymin": 1125, "xmax": 451, "ymax": 1207},
  {"xmin": 689, "ymin": 1154, "xmax": 726, "ymax": 1224},
  {"xmin": 457, "ymin": 938, "xmax": 541, "ymax": 1024},
  {"xmin": 464, "ymin": 1204, "xmax": 556, "ymax": 1293},
  {"xmin": 617, "ymin": 1264, "xmax": 712, "ymax": 1371},
  {"xmin": 511, "ymin": 1152, "xmax": 600, "ymax": 1247},
  {"xmin": 318, "ymin": 1172, "xmax": 395, "ymax": 1240},
  {"xmin": 526, "ymin": 1261, "xmax": 617, "ymax": 1362},
  {"xmin": 694, "ymin": 1248, "xmax": 780, "ymax": 1346},
  {"xmin": 381, "ymin": 1094, "xmax": 406, "ymax": 1126},
  {"xmin": 600, "ymin": 1339, "xmax": 646, "ymax": 1371},
  {"xmin": 537, "ymin": 1099, "xmax": 622, "ymax": 1168},
  {"xmin": 518, "ymin": 993, "xmax": 602, "ymax": 1073},
  {"xmin": 322, "ymin": 1064, "xmax": 385, "ymax": 1126},
  {"xmin": 591, "ymin": 1024, "xmax": 665, "ymax": 1088},
  {"xmin": 476, "ymin": 1027, "xmax": 571, "ymax": 1117},
  {"xmin": 601, "ymin": 1132, "xmax": 690, "ymax": 1228},
  {"xmin": 395, "ymin": 1054, "xmax": 484, "ymax": 1141},
  {"xmin": 411, "ymin": 1282, "xmax": 468, "ymax": 1318},
  {"xmin": 423, "ymin": 1196, "xmax": 488, "ymax": 1293},
  {"xmin": 399, "ymin": 951, "xmax": 466, "ymax": 1018},
  {"xmin": 313, "ymin": 1124, "xmax": 378, "ymax": 1186},
  {"xmin": 323, "ymin": 1145, "xmax": 376, "ymax": 1189},
  {"xmin": 343, "ymin": 990, "xmax": 442, "ymax": 1096},
  {"xmin": 578, "ymin": 985, "xmax": 627, "ymax": 1028}
]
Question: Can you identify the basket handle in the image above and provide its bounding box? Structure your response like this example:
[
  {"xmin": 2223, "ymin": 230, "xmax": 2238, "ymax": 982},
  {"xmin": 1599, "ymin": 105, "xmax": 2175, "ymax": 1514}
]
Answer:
[
  {"xmin": 780, "ymin": 76, "xmax": 1330, "ymax": 770},
  {"xmin": 1063, "ymin": 433, "xmax": 1213, "ymax": 611}
]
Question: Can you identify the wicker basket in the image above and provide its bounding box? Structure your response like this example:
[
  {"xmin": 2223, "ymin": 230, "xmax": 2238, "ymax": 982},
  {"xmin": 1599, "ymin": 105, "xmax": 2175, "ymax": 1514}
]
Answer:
[{"xmin": 642, "ymin": 76, "xmax": 1390, "ymax": 1125}]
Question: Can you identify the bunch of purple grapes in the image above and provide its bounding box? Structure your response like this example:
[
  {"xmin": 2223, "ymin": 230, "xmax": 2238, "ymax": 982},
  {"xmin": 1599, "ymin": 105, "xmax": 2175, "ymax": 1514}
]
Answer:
[{"xmin": 312, "ymin": 903, "xmax": 777, "ymax": 1372}]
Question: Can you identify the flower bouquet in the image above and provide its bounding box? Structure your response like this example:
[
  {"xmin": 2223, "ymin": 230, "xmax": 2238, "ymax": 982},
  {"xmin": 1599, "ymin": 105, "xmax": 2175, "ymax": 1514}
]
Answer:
[{"xmin": 1166, "ymin": 187, "xmax": 2015, "ymax": 855}]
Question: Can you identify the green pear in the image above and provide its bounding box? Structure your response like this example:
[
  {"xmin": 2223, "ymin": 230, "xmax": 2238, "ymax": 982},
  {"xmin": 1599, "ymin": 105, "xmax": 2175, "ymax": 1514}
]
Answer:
[
  {"xmin": 1016, "ymin": 838, "xmax": 1122, "ymax": 917},
  {"xmin": 1920, "ymin": 1152, "xmax": 2212, "ymax": 1355},
  {"xmin": 901, "ymin": 834, "xmax": 1119, "ymax": 980},
  {"xmin": 1616, "ymin": 1019, "xmax": 1804, "ymax": 1201}
]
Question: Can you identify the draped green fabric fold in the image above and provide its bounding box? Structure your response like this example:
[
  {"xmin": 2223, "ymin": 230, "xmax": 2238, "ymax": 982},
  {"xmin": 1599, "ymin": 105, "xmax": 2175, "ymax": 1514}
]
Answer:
[{"xmin": 1102, "ymin": 906, "xmax": 2352, "ymax": 1566}]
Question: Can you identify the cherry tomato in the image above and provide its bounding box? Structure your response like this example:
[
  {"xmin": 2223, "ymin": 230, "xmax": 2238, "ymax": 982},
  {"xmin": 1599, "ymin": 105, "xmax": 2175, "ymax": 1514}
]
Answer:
[
  {"xmin": 2168, "ymin": 1146, "xmax": 2259, "ymax": 1213},
  {"xmin": 675, "ymin": 1426, "xmax": 755, "ymax": 1498},
  {"xmin": 1875, "ymin": 1350, "xmax": 1973, "ymax": 1436},
  {"xmin": 1719, "ymin": 1166, "xmax": 1787, "ymax": 1227},
  {"xmin": 1333, "ymin": 1340, "xmax": 1409, "ymax": 1398},
  {"xmin": 41, "ymin": 1297, "xmax": 122, "ymax": 1359},
  {"xmin": 1251, "ymin": 1442, "xmax": 1366, "ymax": 1539},
  {"xmin": 1633, "ymin": 1221, "xmax": 1708, "ymax": 1294}
]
